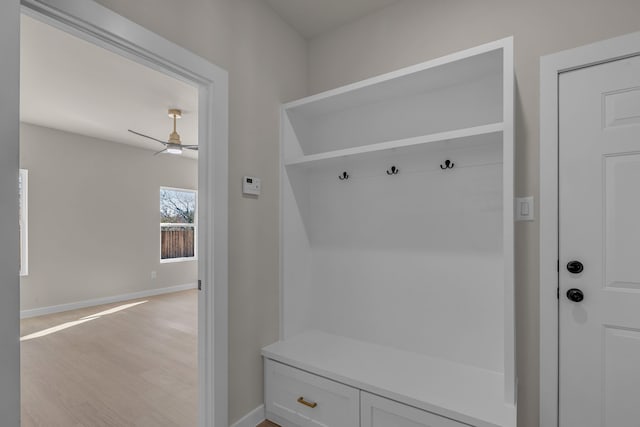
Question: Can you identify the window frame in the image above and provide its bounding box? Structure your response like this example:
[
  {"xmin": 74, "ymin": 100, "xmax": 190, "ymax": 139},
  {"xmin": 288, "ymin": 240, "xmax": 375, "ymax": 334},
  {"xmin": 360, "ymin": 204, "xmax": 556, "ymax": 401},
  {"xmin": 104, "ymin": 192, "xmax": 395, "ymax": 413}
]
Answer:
[
  {"xmin": 159, "ymin": 186, "xmax": 198, "ymax": 263},
  {"xmin": 19, "ymin": 169, "xmax": 28, "ymax": 277}
]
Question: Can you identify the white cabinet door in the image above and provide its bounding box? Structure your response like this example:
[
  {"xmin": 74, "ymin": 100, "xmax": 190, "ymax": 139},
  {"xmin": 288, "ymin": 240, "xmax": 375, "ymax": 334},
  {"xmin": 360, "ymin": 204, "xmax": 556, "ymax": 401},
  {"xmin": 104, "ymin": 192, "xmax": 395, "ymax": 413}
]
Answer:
[
  {"xmin": 559, "ymin": 54, "xmax": 640, "ymax": 427},
  {"xmin": 265, "ymin": 359, "xmax": 359, "ymax": 427},
  {"xmin": 361, "ymin": 392, "xmax": 470, "ymax": 427}
]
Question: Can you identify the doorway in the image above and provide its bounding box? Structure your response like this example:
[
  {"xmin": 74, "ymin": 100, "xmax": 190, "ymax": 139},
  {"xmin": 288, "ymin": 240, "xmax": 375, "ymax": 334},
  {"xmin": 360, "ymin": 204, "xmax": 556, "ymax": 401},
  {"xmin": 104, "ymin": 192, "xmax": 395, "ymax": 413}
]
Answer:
[
  {"xmin": 20, "ymin": 12, "xmax": 201, "ymax": 424},
  {"xmin": 540, "ymin": 31, "xmax": 640, "ymax": 427},
  {"xmin": 0, "ymin": 1, "xmax": 228, "ymax": 426}
]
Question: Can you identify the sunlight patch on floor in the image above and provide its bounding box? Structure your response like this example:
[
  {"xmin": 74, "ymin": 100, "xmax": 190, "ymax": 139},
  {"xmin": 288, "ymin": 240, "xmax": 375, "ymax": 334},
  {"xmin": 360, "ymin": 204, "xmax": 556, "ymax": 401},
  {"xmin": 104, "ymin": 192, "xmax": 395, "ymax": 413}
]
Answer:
[
  {"xmin": 79, "ymin": 300, "xmax": 148, "ymax": 320},
  {"xmin": 21, "ymin": 300, "xmax": 148, "ymax": 341}
]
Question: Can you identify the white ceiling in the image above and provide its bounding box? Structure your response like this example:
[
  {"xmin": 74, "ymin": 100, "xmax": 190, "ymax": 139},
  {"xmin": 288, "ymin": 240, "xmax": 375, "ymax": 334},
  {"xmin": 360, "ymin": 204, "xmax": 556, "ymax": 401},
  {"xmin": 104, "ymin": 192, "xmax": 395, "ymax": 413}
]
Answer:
[
  {"xmin": 266, "ymin": 0, "xmax": 402, "ymax": 39},
  {"xmin": 20, "ymin": 15, "xmax": 199, "ymax": 158}
]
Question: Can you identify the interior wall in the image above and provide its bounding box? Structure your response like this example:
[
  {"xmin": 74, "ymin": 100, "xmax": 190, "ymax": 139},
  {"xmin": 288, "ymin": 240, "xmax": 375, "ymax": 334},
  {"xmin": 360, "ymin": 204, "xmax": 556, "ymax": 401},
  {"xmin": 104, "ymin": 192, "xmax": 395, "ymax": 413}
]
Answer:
[
  {"xmin": 93, "ymin": 0, "xmax": 308, "ymax": 423},
  {"xmin": 0, "ymin": 0, "xmax": 20, "ymax": 424},
  {"xmin": 306, "ymin": 1, "xmax": 640, "ymax": 426},
  {"xmin": 19, "ymin": 123, "xmax": 197, "ymax": 311},
  {"xmin": 227, "ymin": 1, "xmax": 307, "ymax": 421}
]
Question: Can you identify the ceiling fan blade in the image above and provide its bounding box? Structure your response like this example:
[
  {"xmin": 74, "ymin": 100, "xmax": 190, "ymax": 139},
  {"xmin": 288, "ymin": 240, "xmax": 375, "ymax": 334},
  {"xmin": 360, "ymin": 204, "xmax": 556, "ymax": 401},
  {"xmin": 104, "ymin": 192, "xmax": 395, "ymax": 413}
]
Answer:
[
  {"xmin": 128, "ymin": 129, "xmax": 168, "ymax": 145},
  {"xmin": 153, "ymin": 148, "xmax": 168, "ymax": 156},
  {"xmin": 183, "ymin": 146, "xmax": 199, "ymax": 150}
]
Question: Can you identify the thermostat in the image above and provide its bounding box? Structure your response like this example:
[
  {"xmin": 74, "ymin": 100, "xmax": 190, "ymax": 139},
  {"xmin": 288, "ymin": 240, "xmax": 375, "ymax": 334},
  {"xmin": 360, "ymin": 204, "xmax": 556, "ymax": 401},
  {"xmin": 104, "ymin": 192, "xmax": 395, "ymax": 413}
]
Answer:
[{"xmin": 243, "ymin": 176, "xmax": 261, "ymax": 196}]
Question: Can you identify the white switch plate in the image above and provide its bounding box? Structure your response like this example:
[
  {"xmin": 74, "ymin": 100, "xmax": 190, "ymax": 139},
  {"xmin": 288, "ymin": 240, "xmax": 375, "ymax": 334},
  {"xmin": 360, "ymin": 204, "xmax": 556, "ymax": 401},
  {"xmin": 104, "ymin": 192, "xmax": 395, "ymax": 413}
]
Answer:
[
  {"xmin": 243, "ymin": 176, "xmax": 261, "ymax": 196},
  {"xmin": 515, "ymin": 196, "xmax": 534, "ymax": 221}
]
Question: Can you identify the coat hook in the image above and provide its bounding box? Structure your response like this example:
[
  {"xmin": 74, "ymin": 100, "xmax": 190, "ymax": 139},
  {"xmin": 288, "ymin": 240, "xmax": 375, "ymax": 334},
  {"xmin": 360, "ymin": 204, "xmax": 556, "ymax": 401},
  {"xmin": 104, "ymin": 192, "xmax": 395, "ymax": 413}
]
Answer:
[
  {"xmin": 440, "ymin": 160, "xmax": 455, "ymax": 170},
  {"xmin": 386, "ymin": 165, "xmax": 399, "ymax": 175},
  {"xmin": 338, "ymin": 171, "xmax": 349, "ymax": 180}
]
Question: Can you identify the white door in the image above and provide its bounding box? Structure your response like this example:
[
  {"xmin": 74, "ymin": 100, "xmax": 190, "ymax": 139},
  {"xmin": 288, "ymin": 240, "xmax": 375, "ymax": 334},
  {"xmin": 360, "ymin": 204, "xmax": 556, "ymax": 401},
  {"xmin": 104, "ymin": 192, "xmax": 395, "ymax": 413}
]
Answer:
[{"xmin": 559, "ymin": 54, "xmax": 640, "ymax": 426}]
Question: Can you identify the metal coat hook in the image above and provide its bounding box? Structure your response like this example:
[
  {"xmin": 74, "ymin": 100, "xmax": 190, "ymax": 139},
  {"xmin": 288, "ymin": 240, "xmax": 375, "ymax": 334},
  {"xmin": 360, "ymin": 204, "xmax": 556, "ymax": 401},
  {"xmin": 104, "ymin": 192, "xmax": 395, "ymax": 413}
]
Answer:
[
  {"xmin": 440, "ymin": 160, "xmax": 455, "ymax": 170},
  {"xmin": 338, "ymin": 171, "xmax": 350, "ymax": 180},
  {"xmin": 386, "ymin": 166, "xmax": 399, "ymax": 175}
]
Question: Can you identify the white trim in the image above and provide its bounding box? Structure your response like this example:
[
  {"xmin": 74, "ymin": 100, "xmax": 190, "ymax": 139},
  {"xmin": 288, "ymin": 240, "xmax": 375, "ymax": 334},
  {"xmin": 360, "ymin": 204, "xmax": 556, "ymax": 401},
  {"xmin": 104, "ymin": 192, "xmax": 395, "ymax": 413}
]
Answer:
[
  {"xmin": 501, "ymin": 36, "xmax": 516, "ymax": 406},
  {"xmin": 19, "ymin": 2, "xmax": 229, "ymax": 426},
  {"xmin": 20, "ymin": 282, "xmax": 197, "ymax": 319},
  {"xmin": 19, "ymin": 169, "xmax": 28, "ymax": 277},
  {"xmin": 230, "ymin": 405, "xmax": 265, "ymax": 427},
  {"xmin": 278, "ymin": 105, "xmax": 286, "ymax": 342},
  {"xmin": 539, "ymin": 31, "xmax": 640, "ymax": 427},
  {"xmin": 160, "ymin": 256, "xmax": 198, "ymax": 264},
  {"xmin": 161, "ymin": 185, "xmax": 198, "ymax": 193}
]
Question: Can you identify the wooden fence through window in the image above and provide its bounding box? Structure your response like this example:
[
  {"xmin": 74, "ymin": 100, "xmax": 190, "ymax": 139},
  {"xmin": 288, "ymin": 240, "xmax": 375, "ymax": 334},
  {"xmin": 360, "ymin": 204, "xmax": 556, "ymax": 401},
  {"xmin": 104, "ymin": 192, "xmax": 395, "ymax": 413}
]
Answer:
[{"xmin": 161, "ymin": 226, "xmax": 195, "ymax": 259}]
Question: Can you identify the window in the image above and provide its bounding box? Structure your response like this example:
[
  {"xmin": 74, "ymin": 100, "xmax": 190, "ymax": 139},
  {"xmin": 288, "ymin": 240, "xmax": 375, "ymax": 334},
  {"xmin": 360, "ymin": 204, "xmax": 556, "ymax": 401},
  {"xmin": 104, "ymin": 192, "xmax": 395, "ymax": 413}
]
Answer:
[
  {"xmin": 160, "ymin": 187, "xmax": 197, "ymax": 262},
  {"xmin": 19, "ymin": 169, "xmax": 28, "ymax": 276}
]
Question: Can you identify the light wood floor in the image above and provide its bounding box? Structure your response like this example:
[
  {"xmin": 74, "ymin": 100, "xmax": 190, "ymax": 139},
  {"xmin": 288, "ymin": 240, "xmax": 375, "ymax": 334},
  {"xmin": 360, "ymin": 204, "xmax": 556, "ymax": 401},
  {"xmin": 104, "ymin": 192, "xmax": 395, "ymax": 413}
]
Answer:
[{"xmin": 21, "ymin": 290, "xmax": 198, "ymax": 426}]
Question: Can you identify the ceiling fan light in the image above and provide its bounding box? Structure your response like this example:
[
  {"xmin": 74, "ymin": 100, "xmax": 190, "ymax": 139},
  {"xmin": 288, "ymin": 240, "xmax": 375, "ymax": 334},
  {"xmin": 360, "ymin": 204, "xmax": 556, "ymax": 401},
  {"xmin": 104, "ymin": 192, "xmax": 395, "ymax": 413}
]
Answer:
[{"xmin": 167, "ymin": 146, "xmax": 183, "ymax": 155}]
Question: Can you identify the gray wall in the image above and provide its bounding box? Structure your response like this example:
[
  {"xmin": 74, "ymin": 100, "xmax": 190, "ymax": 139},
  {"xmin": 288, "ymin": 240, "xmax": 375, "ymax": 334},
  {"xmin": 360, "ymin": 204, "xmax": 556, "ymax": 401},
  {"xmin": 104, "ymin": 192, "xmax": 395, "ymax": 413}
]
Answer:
[
  {"xmin": 0, "ymin": 0, "xmax": 20, "ymax": 424},
  {"xmin": 92, "ymin": 0, "xmax": 308, "ymax": 423},
  {"xmin": 227, "ymin": 0, "xmax": 308, "ymax": 421},
  {"xmin": 19, "ymin": 123, "xmax": 197, "ymax": 311},
  {"xmin": 306, "ymin": 1, "xmax": 640, "ymax": 426}
]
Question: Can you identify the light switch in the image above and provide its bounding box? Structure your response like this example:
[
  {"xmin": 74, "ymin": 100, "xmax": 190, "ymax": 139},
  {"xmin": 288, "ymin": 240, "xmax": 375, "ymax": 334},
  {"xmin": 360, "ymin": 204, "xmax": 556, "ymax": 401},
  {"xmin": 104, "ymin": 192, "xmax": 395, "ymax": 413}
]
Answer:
[{"xmin": 515, "ymin": 196, "xmax": 534, "ymax": 221}]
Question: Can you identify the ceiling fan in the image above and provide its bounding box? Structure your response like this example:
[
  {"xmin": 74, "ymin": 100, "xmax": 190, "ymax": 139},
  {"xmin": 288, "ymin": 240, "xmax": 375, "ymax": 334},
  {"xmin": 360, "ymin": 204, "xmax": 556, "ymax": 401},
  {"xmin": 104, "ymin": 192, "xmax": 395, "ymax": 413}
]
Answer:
[{"xmin": 128, "ymin": 109, "xmax": 198, "ymax": 155}]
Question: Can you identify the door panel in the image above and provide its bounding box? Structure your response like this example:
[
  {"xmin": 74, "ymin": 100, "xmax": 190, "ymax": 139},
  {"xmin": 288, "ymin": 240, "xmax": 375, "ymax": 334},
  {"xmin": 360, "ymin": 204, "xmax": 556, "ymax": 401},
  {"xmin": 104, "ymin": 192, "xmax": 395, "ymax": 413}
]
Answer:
[
  {"xmin": 605, "ymin": 154, "xmax": 640, "ymax": 289},
  {"xmin": 559, "ymin": 55, "xmax": 640, "ymax": 427},
  {"xmin": 603, "ymin": 87, "xmax": 640, "ymax": 128},
  {"xmin": 603, "ymin": 327, "xmax": 640, "ymax": 426}
]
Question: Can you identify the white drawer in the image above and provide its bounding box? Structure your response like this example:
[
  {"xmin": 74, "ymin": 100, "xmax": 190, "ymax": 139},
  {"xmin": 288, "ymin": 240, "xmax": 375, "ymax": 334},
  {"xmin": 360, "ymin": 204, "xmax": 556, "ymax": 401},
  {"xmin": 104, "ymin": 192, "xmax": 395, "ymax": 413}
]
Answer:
[
  {"xmin": 264, "ymin": 359, "xmax": 359, "ymax": 427},
  {"xmin": 361, "ymin": 392, "xmax": 471, "ymax": 427}
]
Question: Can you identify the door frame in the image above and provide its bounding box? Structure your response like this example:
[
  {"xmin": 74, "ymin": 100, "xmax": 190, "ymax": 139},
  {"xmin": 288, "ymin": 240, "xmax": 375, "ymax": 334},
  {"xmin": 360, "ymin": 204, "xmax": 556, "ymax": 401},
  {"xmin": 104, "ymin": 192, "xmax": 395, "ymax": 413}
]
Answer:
[
  {"xmin": 540, "ymin": 31, "xmax": 640, "ymax": 427},
  {"xmin": 19, "ymin": 1, "xmax": 229, "ymax": 426}
]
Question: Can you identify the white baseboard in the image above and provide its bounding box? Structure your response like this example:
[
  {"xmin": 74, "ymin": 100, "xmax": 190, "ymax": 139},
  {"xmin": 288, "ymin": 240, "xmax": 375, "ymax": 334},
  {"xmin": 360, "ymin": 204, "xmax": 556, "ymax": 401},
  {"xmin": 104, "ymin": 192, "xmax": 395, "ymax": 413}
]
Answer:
[
  {"xmin": 230, "ymin": 405, "xmax": 265, "ymax": 427},
  {"xmin": 20, "ymin": 283, "xmax": 197, "ymax": 319}
]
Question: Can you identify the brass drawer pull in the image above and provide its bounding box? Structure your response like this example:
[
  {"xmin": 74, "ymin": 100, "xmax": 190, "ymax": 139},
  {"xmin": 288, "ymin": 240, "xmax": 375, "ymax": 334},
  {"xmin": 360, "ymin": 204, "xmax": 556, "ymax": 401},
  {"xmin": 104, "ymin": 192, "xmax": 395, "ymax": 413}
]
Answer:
[{"xmin": 297, "ymin": 396, "xmax": 318, "ymax": 408}]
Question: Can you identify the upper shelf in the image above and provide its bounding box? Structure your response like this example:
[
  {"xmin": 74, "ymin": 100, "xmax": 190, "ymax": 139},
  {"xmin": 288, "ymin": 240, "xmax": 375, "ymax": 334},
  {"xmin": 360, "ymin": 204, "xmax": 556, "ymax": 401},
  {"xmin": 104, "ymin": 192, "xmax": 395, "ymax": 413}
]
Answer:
[
  {"xmin": 284, "ymin": 40, "xmax": 508, "ymax": 118},
  {"xmin": 284, "ymin": 122, "xmax": 504, "ymax": 168},
  {"xmin": 282, "ymin": 38, "xmax": 510, "ymax": 158}
]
